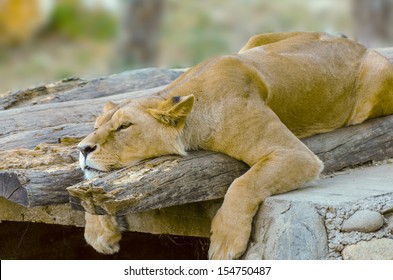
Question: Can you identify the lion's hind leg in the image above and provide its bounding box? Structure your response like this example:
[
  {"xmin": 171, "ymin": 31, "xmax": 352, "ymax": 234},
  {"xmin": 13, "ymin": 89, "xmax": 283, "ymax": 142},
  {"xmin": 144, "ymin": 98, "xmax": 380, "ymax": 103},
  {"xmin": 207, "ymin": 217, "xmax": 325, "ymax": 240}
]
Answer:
[
  {"xmin": 239, "ymin": 32, "xmax": 310, "ymax": 53},
  {"xmin": 348, "ymin": 49, "xmax": 393, "ymax": 125}
]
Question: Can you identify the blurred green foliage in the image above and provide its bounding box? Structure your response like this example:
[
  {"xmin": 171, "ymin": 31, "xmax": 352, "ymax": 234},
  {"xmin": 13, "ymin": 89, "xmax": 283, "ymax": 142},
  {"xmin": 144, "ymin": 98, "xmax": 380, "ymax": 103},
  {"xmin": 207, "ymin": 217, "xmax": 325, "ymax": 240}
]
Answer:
[
  {"xmin": 162, "ymin": 7, "xmax": 230, "ymax": 66},
  {"xmin": 159, "ymin": 0, "xmax": 351, "ymax": 68},
  {"xmin": 48, "ymin": 0, "xmax": 118, "ymax": 40}
]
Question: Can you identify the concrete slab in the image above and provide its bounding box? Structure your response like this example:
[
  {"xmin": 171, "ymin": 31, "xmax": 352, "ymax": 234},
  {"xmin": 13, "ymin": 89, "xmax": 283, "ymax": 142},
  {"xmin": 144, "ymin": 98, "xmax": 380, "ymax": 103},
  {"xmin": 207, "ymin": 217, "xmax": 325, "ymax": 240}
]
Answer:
[
  {"xmin": 246, "ymin": 163, "xmax": 393, "ymax": 260},
  {"xmin": 274, "ymin": 163, "xmax": 393, "ymax": 204}
]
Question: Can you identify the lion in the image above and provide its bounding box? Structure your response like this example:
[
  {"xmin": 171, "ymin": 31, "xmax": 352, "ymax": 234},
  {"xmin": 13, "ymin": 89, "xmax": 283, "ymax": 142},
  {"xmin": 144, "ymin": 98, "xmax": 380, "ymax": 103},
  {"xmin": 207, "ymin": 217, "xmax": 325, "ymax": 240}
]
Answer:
[{"xmin": 78, "ymin": 32, "xmax": 393, "ymax": 259}]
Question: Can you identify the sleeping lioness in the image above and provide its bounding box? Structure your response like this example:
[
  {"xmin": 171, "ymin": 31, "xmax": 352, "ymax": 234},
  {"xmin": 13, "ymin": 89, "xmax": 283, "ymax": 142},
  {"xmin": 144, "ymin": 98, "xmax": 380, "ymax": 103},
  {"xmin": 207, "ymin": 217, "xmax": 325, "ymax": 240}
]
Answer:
[{"xmin": 78, "ymin": 32, "xmax": 393, "ymax": 259}]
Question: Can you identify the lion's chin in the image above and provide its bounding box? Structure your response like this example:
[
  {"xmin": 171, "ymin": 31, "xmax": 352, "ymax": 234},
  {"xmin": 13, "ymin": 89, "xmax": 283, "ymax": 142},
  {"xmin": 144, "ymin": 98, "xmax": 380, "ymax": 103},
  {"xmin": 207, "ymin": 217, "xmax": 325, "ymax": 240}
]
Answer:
[{"xmin": 83, "ymin": 166, "xmax": 108, "ymax": 180}]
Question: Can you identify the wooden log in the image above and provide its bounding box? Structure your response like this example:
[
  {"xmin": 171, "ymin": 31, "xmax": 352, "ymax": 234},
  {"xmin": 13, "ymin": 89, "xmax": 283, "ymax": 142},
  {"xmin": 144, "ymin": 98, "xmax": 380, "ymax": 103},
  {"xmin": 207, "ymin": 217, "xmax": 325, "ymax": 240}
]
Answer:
[
  {"xmin": 0, "ymin": 68, "xmax": 185, "ymax": 149},
  {"xmin": 0, "ymin": 71, "xmax": 179, "ymax": 207},
  {"xmin": 0, "ymin": 68, "xmax": 184, "ymax": 110},
  {"xmin": 0, "ymin": 142, "xmax": 83, "ymax": 207},
  {"xmin": 303, "ymin": 114, "xmax": 393, "ymax": 173},
  {"xmin": 0, "ymin": 168, "xmax": 83, "ymax": 207},
  {"xmin": 0, "ymin": 86, "xmax": 165, "ymax": 150},
  {"xmin": 67, "ymin": 151, "xmax": 248, "ymax": 215}
]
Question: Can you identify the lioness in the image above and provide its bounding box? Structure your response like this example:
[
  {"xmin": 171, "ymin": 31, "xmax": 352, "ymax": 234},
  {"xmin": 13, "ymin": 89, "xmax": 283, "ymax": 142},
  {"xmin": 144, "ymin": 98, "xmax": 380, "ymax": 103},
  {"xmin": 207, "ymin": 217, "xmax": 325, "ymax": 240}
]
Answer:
[{"xmin": 78, "ymin": 32, "xmax": 393, "ymax": 259}]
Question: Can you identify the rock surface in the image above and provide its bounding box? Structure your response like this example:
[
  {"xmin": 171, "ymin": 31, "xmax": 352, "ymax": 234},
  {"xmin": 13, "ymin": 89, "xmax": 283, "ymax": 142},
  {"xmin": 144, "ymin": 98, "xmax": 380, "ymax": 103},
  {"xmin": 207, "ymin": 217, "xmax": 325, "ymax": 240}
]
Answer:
[
  {"xmin": 244, "ymin": 201, "xmax": 328, "ymax": 260},
  {"xmin": 263, "ymin": 201, "xmax": 328, "ymax": 260},
  {"xmin": 243, "ymin": 163, "xmax": 393, "ymax": 260},
  {"xmin": 385, "ymin": 211, "xmax": 393, "ymax": 234},
  {"xmin": 342, "ymin": 238, "xmax": 393, "ymax": 260},
  {"xmin": 341, "ymin": 210, "xmax": 384, "ymax": 233}
]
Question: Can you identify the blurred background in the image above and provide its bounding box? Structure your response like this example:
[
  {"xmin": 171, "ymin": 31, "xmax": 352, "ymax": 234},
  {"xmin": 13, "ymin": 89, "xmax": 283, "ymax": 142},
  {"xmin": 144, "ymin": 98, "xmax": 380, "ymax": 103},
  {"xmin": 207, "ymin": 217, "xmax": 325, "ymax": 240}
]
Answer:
[{"xmin": 1, "ymin": 0, "xmax": 393, "ymax": 93}]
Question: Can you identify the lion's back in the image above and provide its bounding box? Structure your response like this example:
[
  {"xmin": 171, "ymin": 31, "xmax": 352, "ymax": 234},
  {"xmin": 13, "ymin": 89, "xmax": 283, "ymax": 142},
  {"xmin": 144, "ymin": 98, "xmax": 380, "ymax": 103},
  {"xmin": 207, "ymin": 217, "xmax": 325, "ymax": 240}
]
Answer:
[{"xmin": 239, "ymin": 34, "xmax": 370, "ymax": 137}]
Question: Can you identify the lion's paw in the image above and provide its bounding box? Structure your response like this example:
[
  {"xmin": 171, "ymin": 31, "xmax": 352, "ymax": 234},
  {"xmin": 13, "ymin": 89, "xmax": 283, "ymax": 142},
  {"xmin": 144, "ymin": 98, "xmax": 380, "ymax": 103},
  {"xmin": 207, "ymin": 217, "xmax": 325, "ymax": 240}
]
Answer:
[
  {"xmin": 208, "ymin": 208, "xmax": 252, "ymax": 260},
  {"xmin": 85, "ymin": 229, "xmax": 122, "ymax": 255},
  {"xmin": 84, "ymin": 213, "xmax": 124, "ymax": 255}
]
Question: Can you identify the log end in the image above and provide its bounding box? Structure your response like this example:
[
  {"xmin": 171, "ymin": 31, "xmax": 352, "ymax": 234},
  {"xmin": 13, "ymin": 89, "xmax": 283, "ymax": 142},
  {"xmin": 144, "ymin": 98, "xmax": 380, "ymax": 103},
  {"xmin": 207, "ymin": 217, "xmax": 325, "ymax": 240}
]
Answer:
[
  {"xmin": 0, "ymin": 172, "xmax": 28, "ymax": 207},
  {"xmin": 67, "ymin": 184, "xmax": 117, "ymax": 215}
]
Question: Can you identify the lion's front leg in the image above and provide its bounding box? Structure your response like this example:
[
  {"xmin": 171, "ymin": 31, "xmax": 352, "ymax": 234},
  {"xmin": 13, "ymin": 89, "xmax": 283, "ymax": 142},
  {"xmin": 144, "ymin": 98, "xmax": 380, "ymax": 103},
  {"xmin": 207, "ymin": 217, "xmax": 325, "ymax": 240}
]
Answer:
[
  {"xmin": 84, "ymin": 212, "xmax": 128, "ymax": 254},
  {"xmin": 209, "ymin": 149, "xmax": 323, "ymax": 260},
  {"xmin": 209, "ymin": 200, "xmax": 255, "ymax": 260}
]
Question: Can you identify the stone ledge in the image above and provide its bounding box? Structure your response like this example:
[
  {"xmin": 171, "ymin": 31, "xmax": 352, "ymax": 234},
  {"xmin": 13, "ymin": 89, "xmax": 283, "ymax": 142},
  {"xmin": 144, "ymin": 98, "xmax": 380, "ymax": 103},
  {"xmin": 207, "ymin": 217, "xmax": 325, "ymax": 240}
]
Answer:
[
  {"xmin": 245, "ymin": 163, "xmax": 393, "ymax": 260},
  {"xmin": 0, "ymin": 196, "xmax": 219, "ymax": 238}
]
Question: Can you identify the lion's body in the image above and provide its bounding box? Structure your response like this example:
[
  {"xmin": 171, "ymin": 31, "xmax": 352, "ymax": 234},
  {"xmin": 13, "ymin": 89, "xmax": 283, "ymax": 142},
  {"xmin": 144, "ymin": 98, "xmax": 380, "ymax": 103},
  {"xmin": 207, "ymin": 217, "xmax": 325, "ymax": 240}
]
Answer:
[
  {"xmin": 78, "ymin": 32, "xmax": 393, "ymax": 259},
  {"xmin": 164, "ymin": 32, "xmax": 393, "ymax": 139}
]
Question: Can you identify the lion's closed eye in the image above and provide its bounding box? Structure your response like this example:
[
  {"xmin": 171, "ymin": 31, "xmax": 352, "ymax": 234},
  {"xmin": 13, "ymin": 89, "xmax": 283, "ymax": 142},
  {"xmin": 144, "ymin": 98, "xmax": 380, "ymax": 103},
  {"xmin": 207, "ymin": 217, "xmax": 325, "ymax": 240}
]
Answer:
[{"xmin": 116, "ymin": 122, "xmax": 134, "ymax": 132}]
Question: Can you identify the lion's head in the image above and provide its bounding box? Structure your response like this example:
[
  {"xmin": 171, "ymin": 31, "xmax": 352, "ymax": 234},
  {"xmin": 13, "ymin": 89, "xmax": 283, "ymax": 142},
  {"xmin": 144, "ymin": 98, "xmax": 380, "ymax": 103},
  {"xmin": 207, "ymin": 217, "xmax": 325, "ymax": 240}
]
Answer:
[{"xmin": 78, "ymin": 95, "xmax": 194, "ymax": 179}]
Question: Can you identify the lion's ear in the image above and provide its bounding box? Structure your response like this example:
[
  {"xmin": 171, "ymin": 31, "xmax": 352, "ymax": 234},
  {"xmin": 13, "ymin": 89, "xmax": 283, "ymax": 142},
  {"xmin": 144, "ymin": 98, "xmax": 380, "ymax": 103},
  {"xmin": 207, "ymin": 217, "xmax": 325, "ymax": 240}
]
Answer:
[
  {"xmin": 148, "ymin": 95, "xmax": 194, "ymax": 127},
  {"xmin": 103, "ymin": 101, "xmax": 117, "ymax": 113}
]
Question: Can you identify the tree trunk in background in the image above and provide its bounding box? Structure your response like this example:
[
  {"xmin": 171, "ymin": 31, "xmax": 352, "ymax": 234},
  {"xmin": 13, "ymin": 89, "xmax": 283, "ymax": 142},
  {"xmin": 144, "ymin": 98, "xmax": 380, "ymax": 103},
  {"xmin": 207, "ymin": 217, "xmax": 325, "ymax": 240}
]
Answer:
[
  {"xmin": 352, "ymin": 0, "xmax": 393, "ymax": 47},
  {"xmin": 115, "ymin": 0, "xmax": 164, "ymax": 70}
]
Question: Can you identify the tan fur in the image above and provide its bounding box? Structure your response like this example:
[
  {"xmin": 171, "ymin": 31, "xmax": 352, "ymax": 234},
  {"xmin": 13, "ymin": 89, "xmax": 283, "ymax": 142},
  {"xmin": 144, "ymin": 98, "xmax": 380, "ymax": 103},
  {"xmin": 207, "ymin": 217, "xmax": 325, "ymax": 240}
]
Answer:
[
  {"xmin": 84, "ymin": 213, "xmax": 123, "ymax": 254},
  {"xmin": 78, "ymin": 32, "xmax": 393, "ymax": 259}
]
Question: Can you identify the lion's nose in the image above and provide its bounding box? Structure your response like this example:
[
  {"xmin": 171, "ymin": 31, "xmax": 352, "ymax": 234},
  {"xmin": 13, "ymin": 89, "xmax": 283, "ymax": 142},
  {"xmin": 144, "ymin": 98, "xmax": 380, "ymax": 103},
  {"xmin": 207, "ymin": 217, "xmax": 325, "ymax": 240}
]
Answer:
[{"xmin": 78, "ymin": 144, "xmax": 97, "ymax": 158}]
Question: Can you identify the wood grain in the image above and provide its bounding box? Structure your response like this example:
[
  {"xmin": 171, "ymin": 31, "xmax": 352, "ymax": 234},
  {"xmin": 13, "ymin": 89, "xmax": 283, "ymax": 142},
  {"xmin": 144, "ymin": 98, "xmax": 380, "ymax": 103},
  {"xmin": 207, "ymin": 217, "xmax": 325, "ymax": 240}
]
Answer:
[
  {"xmin": 68, "ymin": 151, "xmax": 249, "ymax": 215},
  {"xmin": 303, "ymin": 114, "xmax": 393, "ymax": 173},
  {"xmin": 0, "ymin": 68, "xmax": 184, "ymax": 110}
]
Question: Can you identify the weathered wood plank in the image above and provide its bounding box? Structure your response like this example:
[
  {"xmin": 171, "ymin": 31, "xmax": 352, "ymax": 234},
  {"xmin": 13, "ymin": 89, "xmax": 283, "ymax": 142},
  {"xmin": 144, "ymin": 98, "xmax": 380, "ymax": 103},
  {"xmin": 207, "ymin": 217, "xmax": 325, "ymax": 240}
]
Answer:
[
  {"xmin": 0, "ymin": 172, "xmax": 26, "ymax": 206},
  {"xmin": 303, "ymin": 114, "xmax": 393, "ymax": 173},
  {"xmin": 0, "ymin": 68, "xmax": 184, "ymax": 149},
  {"xmin": 0, "ymin": 68, "xmax": 184, "ymax": 110},
  {"xmin": 67, "ymin": 151, "xmax": 249, "ymax": 215},
  {"xmin": 0, "ymin": 168, "xmax": 83, "ymax": 207},
  {"xmin": 0, "ymin": 77, "xmax": 87, "ymax": 110},
  {"xmin": 0, "ymin": 86, "xmax": 165, "ymax": 149},
  {"xmin": 0, "ymin": 142, "xmax": 83, "ymax": 207}
]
